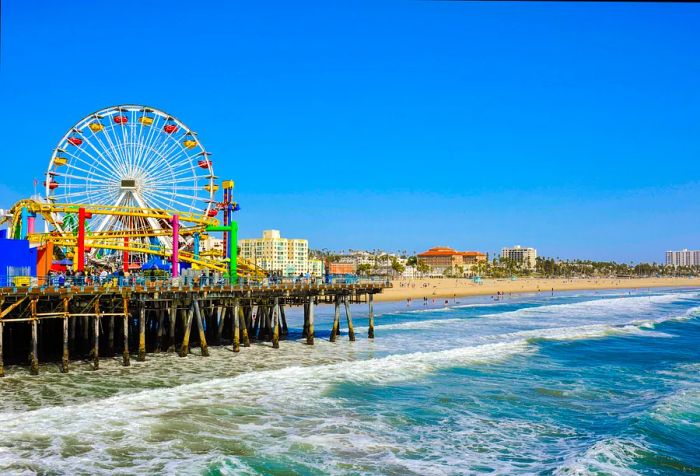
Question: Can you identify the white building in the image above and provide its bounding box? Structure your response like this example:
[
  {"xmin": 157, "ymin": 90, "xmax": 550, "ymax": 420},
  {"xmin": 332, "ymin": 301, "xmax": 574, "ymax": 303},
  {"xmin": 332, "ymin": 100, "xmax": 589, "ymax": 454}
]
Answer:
[
  {"xmin": 309, "ymin": 258, "xmax": 325, "ymax": 277},
  {"xmin": 501, "ymin": 245, "xmax": 537, "ymax": 270},
  {"xmin": 239, "ymin": 230, "xmax": 310, "ymax": 277},
  {"xmin": 200, "ymin": 236, "xmax": 223, "ymax": 254},
  {"xmin": 665, "ymin": 249, "xmax": 700, "ymax": 267}
]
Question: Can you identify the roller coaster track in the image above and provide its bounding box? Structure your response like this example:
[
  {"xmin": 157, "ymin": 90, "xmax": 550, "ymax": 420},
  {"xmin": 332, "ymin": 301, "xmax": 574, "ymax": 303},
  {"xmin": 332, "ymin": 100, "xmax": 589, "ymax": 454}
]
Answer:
[{"xmin": 1, "ymin": 199, "xmax": 265, "ymax": 277}]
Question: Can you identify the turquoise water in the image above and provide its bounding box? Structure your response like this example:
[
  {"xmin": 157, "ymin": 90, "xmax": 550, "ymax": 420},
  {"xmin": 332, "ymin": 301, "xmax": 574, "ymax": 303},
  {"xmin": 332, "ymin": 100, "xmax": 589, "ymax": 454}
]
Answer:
[{"xmin": 0, "ymin": 289, "xmax": 699, "ymax": 474}]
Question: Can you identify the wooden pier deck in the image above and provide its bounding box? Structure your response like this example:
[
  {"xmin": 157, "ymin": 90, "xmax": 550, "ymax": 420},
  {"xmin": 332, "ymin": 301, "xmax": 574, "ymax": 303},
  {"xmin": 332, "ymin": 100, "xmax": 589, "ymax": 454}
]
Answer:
[{"xmin": 0, "ymin": 280, "xmax": 389, "ymax": 375}]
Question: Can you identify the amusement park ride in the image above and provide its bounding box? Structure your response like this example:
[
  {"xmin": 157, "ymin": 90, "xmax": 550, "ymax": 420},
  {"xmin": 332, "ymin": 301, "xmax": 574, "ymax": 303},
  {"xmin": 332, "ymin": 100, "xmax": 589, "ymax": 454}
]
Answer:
[{"xmin": 0, "ymin": 105, "xmax": 264, "ymax": 282}]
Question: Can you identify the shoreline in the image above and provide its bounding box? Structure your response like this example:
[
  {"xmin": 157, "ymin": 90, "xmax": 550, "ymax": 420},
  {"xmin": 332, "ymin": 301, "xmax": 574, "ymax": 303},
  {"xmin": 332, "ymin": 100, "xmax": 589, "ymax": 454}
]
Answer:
[{"xmin": 374, "ymin": 277, "xmax": 700, "ymax": 303}]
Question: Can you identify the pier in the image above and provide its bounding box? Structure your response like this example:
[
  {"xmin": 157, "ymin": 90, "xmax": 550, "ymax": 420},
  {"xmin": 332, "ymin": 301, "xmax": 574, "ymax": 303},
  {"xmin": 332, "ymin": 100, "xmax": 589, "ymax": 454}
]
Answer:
[{"xmin": 0, "ymin": 280, "xmax": 388, "ymax": 375}]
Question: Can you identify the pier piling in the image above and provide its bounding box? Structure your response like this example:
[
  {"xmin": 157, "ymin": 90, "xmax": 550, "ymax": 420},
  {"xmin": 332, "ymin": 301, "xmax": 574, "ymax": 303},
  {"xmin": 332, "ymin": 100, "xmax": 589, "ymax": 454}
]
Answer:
[
  {"xmin": 306, "ymin": 297, "xmax": 315, "ymax": 346},
  {"xmin": 330, "ymin": 297, "xmax": 341, "ymax": 342},
  {"xmin": 0, "ymin": 322, "xmax": 4, "ymax": 377},
  {"xmin": 194, "ymin": 299, "xmax": 209, "ymax": 356},
  {"xmin": 344, "ymin": 297, "xmax": 355, "ymax": 342},
  {"xmin": 241, "ymin": 304, "xmax": 251, "ymax": 347},
  {"xmin": 92, "ymin": 300, "xmax": 100, "ymax": 370},
  {"xmin": 62, "ymin": 297, "xmax": 70, "ymax": 373},
  {"xmin": 232, "ymin": 300, "xmax": 240, "ymax": 353},
  {"xmin": 368, "ymin": 294, "xmax": 375, "ymax": 339},
  {"xmin": 122, "ymin": 297, "xmax": 130, "ymax": 366},
  {"xmin": 138, "ymin": 300, "xmax": 146, "ymax": 361},
  {"xmin": 180, "ymin": 301, "xmax": 194, "ymax": 357},
  {"xmin": 30, "ymin": 298, "xmax": 39, "ymax": 375},
  {"xmin": 272, "ymin": 297, "xmax": 280, "ymax": 349}
]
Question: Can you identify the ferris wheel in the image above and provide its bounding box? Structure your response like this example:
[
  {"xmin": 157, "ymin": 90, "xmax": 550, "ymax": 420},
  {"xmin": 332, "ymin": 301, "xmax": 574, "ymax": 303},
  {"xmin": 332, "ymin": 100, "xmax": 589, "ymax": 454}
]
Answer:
[{"xmin": 45, "ymin": 105, "xmax": 216, "ymax": 243}]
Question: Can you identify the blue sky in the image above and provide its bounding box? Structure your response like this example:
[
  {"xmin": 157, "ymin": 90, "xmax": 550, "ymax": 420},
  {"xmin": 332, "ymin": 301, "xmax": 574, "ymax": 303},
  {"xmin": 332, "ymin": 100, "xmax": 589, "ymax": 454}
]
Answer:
[{"xmin": 1, "ymin": 1, "xmax": 698, "ymax": 262}]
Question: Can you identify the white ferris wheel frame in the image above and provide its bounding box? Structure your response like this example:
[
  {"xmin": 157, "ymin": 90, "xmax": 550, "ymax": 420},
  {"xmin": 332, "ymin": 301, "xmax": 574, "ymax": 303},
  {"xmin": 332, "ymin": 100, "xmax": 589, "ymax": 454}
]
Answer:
[{"xmin": 45, "ymin": 105, "xmax": 216, "ymax": 247}]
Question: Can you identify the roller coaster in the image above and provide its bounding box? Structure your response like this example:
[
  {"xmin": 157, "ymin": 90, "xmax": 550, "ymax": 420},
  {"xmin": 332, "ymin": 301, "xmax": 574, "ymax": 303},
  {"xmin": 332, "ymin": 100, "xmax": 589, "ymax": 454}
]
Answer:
[{"xmin": 0, "ymin": 105, "xmax": 266, "ymax": 282}]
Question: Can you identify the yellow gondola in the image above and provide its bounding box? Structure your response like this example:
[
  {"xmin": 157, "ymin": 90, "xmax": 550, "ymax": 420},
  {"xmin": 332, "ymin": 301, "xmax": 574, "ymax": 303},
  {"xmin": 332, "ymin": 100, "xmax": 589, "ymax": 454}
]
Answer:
[
  {"xmin": 54, "ymin": 157, "xmax": 68, "ymax": 166},
  {"xmin": 183, "ymin": 139, "xmax": 197, "ymax": 149},
  {"xmin": 88, "ymin": 122, "xmax": 104, "ymax": 132},
  {"xmin": 204, "ymin": 183, "xmax": 219, "ymax": 192},
  {"xmin": 139, "ymin": 116, "xmax": 154, "ymax": 126}
]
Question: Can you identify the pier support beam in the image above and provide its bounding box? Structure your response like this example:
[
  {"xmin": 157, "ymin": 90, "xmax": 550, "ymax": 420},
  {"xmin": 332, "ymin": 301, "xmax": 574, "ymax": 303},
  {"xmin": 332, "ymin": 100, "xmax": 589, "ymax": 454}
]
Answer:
[
  {"xmin": 180, "ymin": 302, "xmax": 194, "ymax": 357},
  {"xmin": 108, "ymin": 315, "xmax": 115, "ymax": 356},
  {"xmin": 193, "ymin": 300, "xmax": 209, "ymax": 356},
  {"xmin": 280, "ymin": 303, "xmax": 288, "ymax": 336},
  {"xmin": 138, "ymin": 300, "xmax": 146, "ymax": 361},
  {"xmin": 0, "ymin": 322, "xmax": 4, "ymax": 378},
  {"xmin": 232, "ymin": 300, "xmax": 240, "ymax": 353},
  {"xmin": 61, "ymin": 297, "xmax": 70, "ymax": 373},
  {"xmin": 302, "ymin": 301, "xmax": 309, "ymax": 338},
  {"xmin": 122, "ymin": 297, "xmax": 130, "ymax": 366},
  {"xmin": 330, "ymin": 297, "xmax": 341, "ymax": 342},
  {"xmin": 92, "ymin": 300, "xmax": 100, "ymax": 370},
  {"xmin": 252, "ymin": 305, "xmax": 262, "ymax": 340},
  {"xmin": 306, "ymin": 297, "xmax": 315, "ymax": 346},
  {"xmin": 368, "ymin": 294, "xmax": 375, "ymax": 339},
  {"xmin": 344, "ymin": 296, "xmax": 356, "ymax": 342},
  {"xmin": 155, "ymin": 301, "xmax": 165, "ymax": 352},
  {"xmin": 272, "ymin": 297, "xmax": 280, "ymax": 349},
  {"xmin": 241, "ymin": 304, "xmax": 251, "ymax": 347},
  {"xmin": 168, "ymin": 300, "xmax": 177, "ymax": 352},
  {"xmin": 30, "ymin": 299, "xmax": 39, "ymax": 375},
  {"xmin": 216, "ymin": 306, "xmax": 225, "ymax": 344}
]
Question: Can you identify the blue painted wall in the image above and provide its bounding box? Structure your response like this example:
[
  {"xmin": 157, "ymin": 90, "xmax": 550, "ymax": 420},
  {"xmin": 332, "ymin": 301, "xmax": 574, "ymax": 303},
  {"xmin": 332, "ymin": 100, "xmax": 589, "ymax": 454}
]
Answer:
[{"xmin": 0, "ymin": 233, "xmax": 37, "ymax": 278}]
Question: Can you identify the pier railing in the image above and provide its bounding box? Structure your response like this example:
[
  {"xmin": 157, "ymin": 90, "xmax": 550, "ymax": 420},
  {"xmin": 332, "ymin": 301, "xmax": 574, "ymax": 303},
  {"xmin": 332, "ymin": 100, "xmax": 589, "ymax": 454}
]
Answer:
[{"xmin": 0, "ymin": 275, "xmax": 390, "ymax": 294}]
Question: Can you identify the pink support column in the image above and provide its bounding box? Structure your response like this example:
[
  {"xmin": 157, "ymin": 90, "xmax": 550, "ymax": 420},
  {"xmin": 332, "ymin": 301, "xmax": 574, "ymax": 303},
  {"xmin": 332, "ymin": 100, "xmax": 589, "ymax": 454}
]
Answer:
[
  {"xmin": 171, "ymin": 214, "xmax": 179, "ymax": 278},
  {"xmin": 27, "ymin": 213, "xmax": 36, "ymax": 235},
  {"xmin": 123, "ymin": 237, "xmax": 129, "ymax": 273},
  {"xmin": 77, "ymin": 208, "xmax": 87, "ymax": 272}
]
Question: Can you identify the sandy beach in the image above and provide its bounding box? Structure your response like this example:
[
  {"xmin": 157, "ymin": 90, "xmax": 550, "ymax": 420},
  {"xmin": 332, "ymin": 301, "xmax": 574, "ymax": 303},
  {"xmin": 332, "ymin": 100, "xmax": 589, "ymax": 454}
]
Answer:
[{"xmin": 375, "ymin": 277, "xmax": 700, "ymax": 302}]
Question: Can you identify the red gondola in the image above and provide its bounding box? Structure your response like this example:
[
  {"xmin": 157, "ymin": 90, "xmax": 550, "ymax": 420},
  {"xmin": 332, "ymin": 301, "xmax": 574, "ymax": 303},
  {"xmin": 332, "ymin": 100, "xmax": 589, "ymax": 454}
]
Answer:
[
  {"xmin": 207, "ymin": 209, "xmax": 218, "ymax": 217},
  {"xmin": 163, "ymin": 124, "xmax": 178, "ymax": 134},
  {"xmin": 114, "ymin": 115, "xmax": 128, "ymax": 124},
  {"xmin": 67, "ymin": 137, "xmax": 83, "ymax": 146},
  {"xmin": 198, "ymin": 159, "xmax": 212, "ymax": 169},
  {"xmin": 44, "ymin": 180, "xmax": 59, "ymax": 190}
]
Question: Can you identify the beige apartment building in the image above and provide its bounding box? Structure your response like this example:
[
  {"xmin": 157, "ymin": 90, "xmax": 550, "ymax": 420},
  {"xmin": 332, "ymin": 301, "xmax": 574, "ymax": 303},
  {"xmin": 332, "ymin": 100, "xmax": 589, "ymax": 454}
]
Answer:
[
  {"xmin": 239, "ymin": 230, "xmax": 315, "ymax": 277},
  {"xmin": 501, "ymin": 245, "xmax": 537, "ymax": 270}
]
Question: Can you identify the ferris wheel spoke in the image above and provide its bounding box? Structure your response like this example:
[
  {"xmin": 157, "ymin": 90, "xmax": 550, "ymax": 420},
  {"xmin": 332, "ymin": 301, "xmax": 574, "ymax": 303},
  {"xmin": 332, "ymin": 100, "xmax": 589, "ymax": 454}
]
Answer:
[
  {"xmin": 146, "ymin": 162, "xmax": 206, "ymax": 184},
  {"xmin": 54, "ymin": 172, "xmax": 114, "ymax": 186},
  {"xmin": 133, "ymin": 112, "xmax": 167, "ymax": 173},
  {"xmin": 140, "ymin": 141, "xmax": 181, "ymax": 178},
  {"xmin": 131, "ymin": 110, "xmax": 160, "ymax": 168},
  {"xmin": 61, "ymin": 162, "xmax": 117, "ymax": 184},
  {"xmin": 143, "ymin": 189, "xmax": 199, "ymax": 212},
  {"xmin": 146, "ymin": 189, "xmax": 204, "ymax": 211},
  {"xmin": 56, "ymin": 148, "xmax": 120, "ymax": 182},
  {"xmin": 79, "ymin": 129, "xmax": 128, "ymax": 178},
  {"xmin": 102, "ymin": 116, "xmax": 133, "ymax": 177},
  {"xmin": 96, "ymin": 114, "xmax": 131, "ymax": 175}
]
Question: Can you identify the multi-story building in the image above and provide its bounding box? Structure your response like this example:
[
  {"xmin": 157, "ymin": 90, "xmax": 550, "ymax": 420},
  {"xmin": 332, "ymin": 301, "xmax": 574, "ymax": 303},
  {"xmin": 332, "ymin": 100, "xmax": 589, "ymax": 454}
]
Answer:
[
  {"xmin": 238, "ymin": 230, "xmax": 310, "ymax": 277},
  {"xmin": 309, "ymin": 258, "xmax": 325, "ymax": 277},
  {"xmin": 501, "ymin": 245, "xmax": 537, "ymax": 270},
  {"xmin": 665, "ymin": 249, "xmax": 700, "ymax": 267},
  {"xmin": 417, "ymin": 247, "xmax": 487, "ymax": 275},
  {"xmin": 328, "ymin": 262, "xmax": 356, "ymax": 275}
]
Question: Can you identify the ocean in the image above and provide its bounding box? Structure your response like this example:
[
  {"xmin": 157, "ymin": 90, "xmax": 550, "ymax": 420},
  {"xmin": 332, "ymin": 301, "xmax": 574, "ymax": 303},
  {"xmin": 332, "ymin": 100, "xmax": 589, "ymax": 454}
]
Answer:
[{"xmin": 0, "ymin": 288, "xmax": 699, "ymax": 475}]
